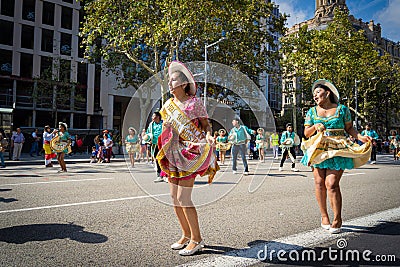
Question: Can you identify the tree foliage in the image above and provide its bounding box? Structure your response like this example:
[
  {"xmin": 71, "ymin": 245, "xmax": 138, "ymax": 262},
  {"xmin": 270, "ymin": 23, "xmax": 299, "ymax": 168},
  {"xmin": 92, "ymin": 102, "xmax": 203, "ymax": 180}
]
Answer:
[
  {"xmin": 280, "ymin": 8, "xmax": 399, "ymax": 130},
  {"xmin": 80, "ymin": 0, "xmax": 286, "ymax": 87}
]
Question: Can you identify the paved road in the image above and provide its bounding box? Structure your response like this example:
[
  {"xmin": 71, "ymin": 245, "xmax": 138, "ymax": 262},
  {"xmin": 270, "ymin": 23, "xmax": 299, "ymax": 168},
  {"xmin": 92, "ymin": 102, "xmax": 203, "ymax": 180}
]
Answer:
[{"xmin": 0, "ymin": 154, "xmax": 399, "ymax": 266}]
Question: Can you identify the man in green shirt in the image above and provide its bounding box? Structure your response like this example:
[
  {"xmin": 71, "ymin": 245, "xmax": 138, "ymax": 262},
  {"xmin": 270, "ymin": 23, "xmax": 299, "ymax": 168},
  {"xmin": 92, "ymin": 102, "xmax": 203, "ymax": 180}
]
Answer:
[
  {"xmin": 145, "ymin": 112, "xmax": 164, "ymax": 182},
  {"xmin": 361, "ymin": 123, "xmax": 379, "ymax": 164}
]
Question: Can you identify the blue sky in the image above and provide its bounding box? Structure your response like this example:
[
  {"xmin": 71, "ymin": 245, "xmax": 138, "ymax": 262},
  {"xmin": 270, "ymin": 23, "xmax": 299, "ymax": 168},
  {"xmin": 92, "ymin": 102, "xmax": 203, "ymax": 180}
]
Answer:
[{"xmin": 274, "ymin": 0, "xmax": 400, "ymax": 42}]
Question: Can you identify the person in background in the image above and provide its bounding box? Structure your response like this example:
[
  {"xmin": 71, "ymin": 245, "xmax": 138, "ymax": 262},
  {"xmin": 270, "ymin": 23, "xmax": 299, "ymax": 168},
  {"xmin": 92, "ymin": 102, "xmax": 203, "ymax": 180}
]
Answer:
[
  {"xmin": 228, "ymin": 118, "xmax": 255, "ymax": 175},
  {"xmin": 361, "ymin": 123, "xmax": 379, "ymax": 164},
  {"xmin": 144, "ymin": 111, "xmax": 163, "ymax": 182},
  {"xmin": 56, "ymin": 122, "xmax": 72, "ymax": 172},
  {"xmin": 255, "ymin": 128, "xmax": 266, "ymax": 162},
  {"xmin": 43, "ymin": 125, "xmax": 57, "ymax": 167},
  {"xmin": 103, "ymin": 130, "xmax": 113, "ymax": 163},
  {"xmin": 389, "ymin": 130, "xmax": 399, "ymax": 160},
  {"xmin": 138, "ymin": 129, "xmax": 149, "ymax": 163},
  {"xmin": 11, "ymin": 128, "xmax": 25, "ymax": 161},
  {"xmin": 270, "ymin": 130, "xmax": 280, "ymax": 159},
  {"xmin": 30, "ymin": 128, "xmax": 40, "ymax": 157},
  {"xmin": 125, "ymin": 127, "xmax": 139, "ymax": 168},
  {"xmin": 216, "ymin": 129, "xmax": 229, "ymax": 165},
  {"xmin": 279, "ymin": 123, "xmax": 299, "ymax": 172},
  {"xmin": 0, "ymin": 132, "xmax": 7, "ymax": 168}
]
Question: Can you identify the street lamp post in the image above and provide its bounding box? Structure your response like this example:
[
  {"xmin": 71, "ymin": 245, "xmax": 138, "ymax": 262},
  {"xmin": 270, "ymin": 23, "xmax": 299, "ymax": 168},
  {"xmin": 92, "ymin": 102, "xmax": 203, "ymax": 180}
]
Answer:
[
  {"xmin": 354, "ymin": 79, "xmax": 360, "ymax": 130},
  {"xmin": 204, "ymin": 37, "xmax": 226, "ymax": 106}
]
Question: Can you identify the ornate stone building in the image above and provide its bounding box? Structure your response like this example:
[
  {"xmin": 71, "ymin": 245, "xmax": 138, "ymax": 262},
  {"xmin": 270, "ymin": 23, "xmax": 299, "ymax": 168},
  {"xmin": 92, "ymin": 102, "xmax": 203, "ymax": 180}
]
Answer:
[{"xmin": 282, "ymin": 0, "xmax": 400, "ymax": 131}]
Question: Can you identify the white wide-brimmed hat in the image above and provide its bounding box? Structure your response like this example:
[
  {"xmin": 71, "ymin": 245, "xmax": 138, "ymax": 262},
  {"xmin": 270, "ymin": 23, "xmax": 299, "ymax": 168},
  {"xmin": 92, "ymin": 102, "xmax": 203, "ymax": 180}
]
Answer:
[
  {"xmin": 312, "ymin": 79, "xmax": 339, "ymax": 103},
  {"xmin": 168, "ymin": 61, "xmax": 197, "ymax": 96},
  {"xmin": 59, "ymin": 122, "xmax": 68, "ymax": 131},
  {"xmin": 218, "ymin": 129, "xmax": 227, "ymax": 135},
  {"xmin": 143, "ymin": 133, "xmax": 153, "ymax": 142}
]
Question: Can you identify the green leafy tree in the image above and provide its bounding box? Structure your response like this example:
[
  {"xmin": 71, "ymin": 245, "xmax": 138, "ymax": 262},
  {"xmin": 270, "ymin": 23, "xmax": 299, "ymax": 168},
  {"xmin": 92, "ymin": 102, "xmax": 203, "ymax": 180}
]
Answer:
[
  {"xmin": 34, "ymin": 58, "xmax": 76, "ymax": 127},
  {"xmin": 280, "ymin": 8, "xmax": 399, "ymax": 130},
  {"xmin": 80, "ymin": 0, "xmax": 286, "ymax": 129}
]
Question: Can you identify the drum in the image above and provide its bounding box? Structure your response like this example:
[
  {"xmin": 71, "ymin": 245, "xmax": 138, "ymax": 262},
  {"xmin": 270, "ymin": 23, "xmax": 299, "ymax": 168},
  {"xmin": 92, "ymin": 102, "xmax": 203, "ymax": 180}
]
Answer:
[
  {"xmin": 216, "ymin": 142, "xmax": 231, "ymax": 151},
  {"xmin": 50, "ymin": 135, "xmax": 70, "ymax": 153},
  {"xmin": 126, "ymin": 143, "xmax": 140, "ymax": 153}
]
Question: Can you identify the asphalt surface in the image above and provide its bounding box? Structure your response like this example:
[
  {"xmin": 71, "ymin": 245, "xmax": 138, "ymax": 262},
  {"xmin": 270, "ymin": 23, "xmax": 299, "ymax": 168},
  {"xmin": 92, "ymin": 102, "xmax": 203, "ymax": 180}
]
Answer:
[{"xmin": 0, "ymin": 153, "xmax": 399, "ymax": 266}]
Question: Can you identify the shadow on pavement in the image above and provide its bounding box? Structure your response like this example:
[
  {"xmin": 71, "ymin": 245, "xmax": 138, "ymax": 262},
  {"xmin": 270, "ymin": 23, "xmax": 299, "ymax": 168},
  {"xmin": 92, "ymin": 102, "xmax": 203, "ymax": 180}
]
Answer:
[
  {"xmin": 0, "ymin": 197, "xmax": 18, "ymax": 203},
  {"xmin": 0, "ymin": 189, "xmax": 12, "ymax": 192},
  {"xmin": 0, "ymin": 223, "xmax": 108, "ymax": 244}
]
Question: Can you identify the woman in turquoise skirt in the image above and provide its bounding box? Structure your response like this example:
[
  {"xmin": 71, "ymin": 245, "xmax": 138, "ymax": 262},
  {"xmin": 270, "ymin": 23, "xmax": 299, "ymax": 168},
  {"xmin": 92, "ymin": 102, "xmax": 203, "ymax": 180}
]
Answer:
[
  {"xmin": 56, "ymin": 122, "xmax": 71, "ymax": 173},
  {"xmin": 301, "ymin": 79, "xmax": 371, "ymax": 234}
]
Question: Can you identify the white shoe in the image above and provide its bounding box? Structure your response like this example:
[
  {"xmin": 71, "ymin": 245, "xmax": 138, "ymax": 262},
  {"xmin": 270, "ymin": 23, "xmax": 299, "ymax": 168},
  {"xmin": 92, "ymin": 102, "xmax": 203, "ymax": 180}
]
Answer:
[
  {"xmin": 329, "ymin": 227, "xmax": 341, "ymax": 234},
  {"xmin": 233, "ymin": 170, "xmax": 237, "ymax": 174},
  {"xmin": 171, "ymin": 236, "xmax": 190, "ymax": 250},
  {"xmin": 278, "ymin": 167, "xmax": 283, "ymax": 172},
  {"xmin": 370, "ymin": 161, "xmax": 376, "ymax": 164},
  {"xmin": 291, "ymin": 168, "xmax": 299, "ymax": 172},
  {"xmin": 243, "ymin": 171, "xmax": 249, "ymax": 175},
  {"xmin": 179, "ymin": 240, "xmax": 205, "ymax": 256},
  {"xmin": 153, "ymin": 176, "xmax": 164, "ymax": 183}
]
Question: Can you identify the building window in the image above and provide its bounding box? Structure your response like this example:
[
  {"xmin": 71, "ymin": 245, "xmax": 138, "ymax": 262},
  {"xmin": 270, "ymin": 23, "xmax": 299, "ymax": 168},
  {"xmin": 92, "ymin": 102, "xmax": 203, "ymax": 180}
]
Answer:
[
  {"xmin": 20, "ymin": 53, "xmax": 33, "ymax": 78},
  {"xmin": 41, "ymin": 29, "xmax": 53, "ymax": 52},
  {"xmin": 0, "ymin": 78, "xmax": 13, "ymax": 108},
  {"xmin": 59, "ymin": 59, "xmax": 71, "ymax": 82},
  {"xmin": 16, "ymin": 80, "xmax": 34, "ymax": 108},
  {"xmin": 21, "ymin": 25, "xmax": 35, "ymax": 49},
  {"xmin": 22, "ymin": 0, "xmax": 36, "ymax": 22},
  {"xmin": 1, "ymin": 0, "xmax": 15, "ymax": 16},
  {"xmin": 61, "ymin": 6, "xmax": 73, "ymax": 30},
  {"xmin": 60, "ymin": 33, "xmax": 72, "ymax": 55},
  {"xmin": 0, "ymin": 49, "xmax": 13, "ymax": 75},
  {"xmin": 0, "ymin": 20, "xmax": 13, "ymax": 46},
  {"xmin": 40, "ymin": 56, "xmax": 52, "ymax": 77},
  {"xmin": 42, "ymin": 1, "xmax": 54, "ymax": 26},
  {"xmin": 77, "ymin": 62, "xmax": 87, "ymax": 86}
]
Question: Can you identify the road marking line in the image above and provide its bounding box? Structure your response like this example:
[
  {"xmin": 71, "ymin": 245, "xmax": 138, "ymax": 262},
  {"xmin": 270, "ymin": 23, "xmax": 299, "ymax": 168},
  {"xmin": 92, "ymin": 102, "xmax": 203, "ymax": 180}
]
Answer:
[
  {"xmin": 342, "ymin": 172, "xmax": 365, "ymax": 176},
  {"xmin": 178, "ymin": 206, "xmax": 400, "ymax": 267},
  {"xmin": 0, "ymin": 178, "xmax": 114, "ymax": 186},
  {"xmin": 0, "ymin": 193, "xmax": 170, "ymax": 214}
]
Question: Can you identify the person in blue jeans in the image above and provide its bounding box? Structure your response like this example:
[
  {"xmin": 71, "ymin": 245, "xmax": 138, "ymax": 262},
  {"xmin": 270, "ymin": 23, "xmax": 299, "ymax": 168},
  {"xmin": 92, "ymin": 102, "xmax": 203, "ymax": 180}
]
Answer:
[
  {"xmin": 0, "ymin": 132, "xmax": 6, "ymax": 168},
  {"xmin": 29, "ymin": 128, "xmax": 40, "ymax": 157},
  {"xmin": 228, "ymin": 118, "xmax": 255, "ymax": 175},
  {"xmin": 361, "ymin": 123, "xmax": 379, "ymax": 164}
]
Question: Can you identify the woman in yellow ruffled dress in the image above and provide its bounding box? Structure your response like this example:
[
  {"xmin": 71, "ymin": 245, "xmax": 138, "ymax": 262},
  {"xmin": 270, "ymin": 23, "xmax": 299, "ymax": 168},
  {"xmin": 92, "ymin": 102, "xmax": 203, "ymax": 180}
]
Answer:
[{"xmin": 301, "ymin": 79, "xmax": 371, "ymax": 234}]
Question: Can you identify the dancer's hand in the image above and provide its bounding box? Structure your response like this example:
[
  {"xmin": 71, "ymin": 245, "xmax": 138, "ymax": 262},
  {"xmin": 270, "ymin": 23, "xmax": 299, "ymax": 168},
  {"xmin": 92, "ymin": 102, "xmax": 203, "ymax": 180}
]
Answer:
[
  {"xmin": 206, "ymin": 132, "xmax": 215, "ymax": 145},
  {"xmin": 357, "ymin": 135, "xmax": 372, "ymax": 144},
  {"xmin": 315, "ymin": 123, "xmax": 325, "ymax": 132}
]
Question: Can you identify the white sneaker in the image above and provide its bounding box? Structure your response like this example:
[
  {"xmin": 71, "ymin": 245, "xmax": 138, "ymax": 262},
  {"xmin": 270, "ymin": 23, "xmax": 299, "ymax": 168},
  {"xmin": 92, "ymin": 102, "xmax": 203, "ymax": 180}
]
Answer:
[
  {"xmin": 153, "ymin": 176, "xmax": 164, "ymax": 183},
  {"xmin": 291, "ymin": 168, "xmax": 299, "ymax": 172},
  {"xmin": 370, "ymin": 161, "xmax": 376, "ymax": 164},
  {"xmin": 279, "ymin": 167, "xmax": 283, "ymax": 172},
  {"xmin": 243, "ymin": 171, "xmax": 249, "ymax": 175},
  {"xmin": 233, "ymin": 170, "xmax": 237, "ymax": 174}
]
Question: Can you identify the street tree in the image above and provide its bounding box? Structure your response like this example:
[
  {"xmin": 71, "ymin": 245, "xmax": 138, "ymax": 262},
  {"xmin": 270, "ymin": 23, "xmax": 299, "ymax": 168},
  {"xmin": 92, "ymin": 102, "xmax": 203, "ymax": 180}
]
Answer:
[
  {"xmin": 280, "ymin": 8, "xmax": 399, "ymax": 128},
  {"xmin": 80, "ymin": 0, "xmax": 286, "ymax": 129}
]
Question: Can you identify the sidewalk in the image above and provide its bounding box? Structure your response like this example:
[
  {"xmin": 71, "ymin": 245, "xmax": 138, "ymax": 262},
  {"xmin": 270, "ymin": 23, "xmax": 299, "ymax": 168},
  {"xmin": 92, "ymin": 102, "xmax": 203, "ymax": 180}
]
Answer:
[{"xmin": 3, "ymin": 152, "xmax": 126, "ymax": 166}]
